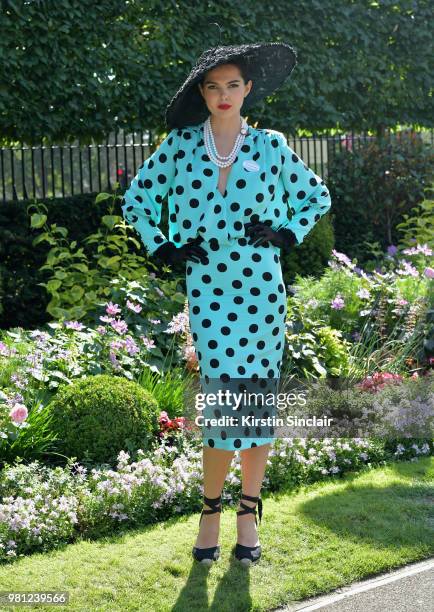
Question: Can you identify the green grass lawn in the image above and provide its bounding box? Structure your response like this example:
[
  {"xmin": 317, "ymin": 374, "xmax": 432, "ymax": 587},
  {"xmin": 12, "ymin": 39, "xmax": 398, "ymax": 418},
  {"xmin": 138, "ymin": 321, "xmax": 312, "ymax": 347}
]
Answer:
[{"xmin": 1, "ymin": 457, "xmax": 433, "ymax": 611}]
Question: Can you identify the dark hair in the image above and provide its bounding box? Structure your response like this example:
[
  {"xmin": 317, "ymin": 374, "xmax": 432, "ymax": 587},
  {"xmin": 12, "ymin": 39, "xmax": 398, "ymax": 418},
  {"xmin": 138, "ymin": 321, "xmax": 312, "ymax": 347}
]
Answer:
[{"xmin": 199, "ymin": 57, "xmax": 253, "ymax": 86}]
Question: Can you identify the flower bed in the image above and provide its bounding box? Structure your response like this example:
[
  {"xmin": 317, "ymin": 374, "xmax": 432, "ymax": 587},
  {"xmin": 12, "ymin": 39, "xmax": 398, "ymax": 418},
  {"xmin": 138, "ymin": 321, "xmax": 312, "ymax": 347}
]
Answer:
[{"xmin": 0, "ymin": 435, "xmax": 432, "ymax": 563}]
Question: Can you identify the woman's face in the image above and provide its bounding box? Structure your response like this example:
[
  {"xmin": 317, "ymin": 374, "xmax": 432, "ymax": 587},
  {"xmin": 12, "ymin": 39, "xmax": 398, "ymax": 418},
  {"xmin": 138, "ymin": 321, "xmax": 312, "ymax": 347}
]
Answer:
[{"xmin": 198, "ymin": 63, "xmax": 252, "ymax": 120}]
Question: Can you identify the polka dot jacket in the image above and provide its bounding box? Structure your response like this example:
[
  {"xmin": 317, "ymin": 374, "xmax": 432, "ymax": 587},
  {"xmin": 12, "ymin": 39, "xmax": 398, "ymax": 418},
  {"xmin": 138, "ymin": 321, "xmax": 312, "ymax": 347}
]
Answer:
[{"xmin": 121, "ymin": 120, "xmax": 332, "ymax": 255}]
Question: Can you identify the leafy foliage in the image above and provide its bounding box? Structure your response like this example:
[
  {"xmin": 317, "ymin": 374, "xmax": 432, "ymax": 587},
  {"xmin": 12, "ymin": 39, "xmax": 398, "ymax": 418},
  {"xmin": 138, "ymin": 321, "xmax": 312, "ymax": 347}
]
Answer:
[
  {"xmin": 0, "ymin": 0, "xmax": 432, "ymax": 143},
  {"xmin": 326, "ymin": 133, "xmax": 433, "ymax": 264},
  {"xmin": 46, "ymin": 374, "xmax": 160, "ymax": 463}
]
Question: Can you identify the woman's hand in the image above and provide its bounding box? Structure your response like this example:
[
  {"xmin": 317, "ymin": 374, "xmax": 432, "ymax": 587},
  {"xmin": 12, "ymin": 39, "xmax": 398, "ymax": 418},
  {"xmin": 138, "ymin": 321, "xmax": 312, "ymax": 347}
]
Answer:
[
  {"xmin": 154, "ymin": 240, "xmax": 208, "ymax": 265},
  {"xmin": 245, "ymin": 222, "xmax": 296, "ymax": 251}
]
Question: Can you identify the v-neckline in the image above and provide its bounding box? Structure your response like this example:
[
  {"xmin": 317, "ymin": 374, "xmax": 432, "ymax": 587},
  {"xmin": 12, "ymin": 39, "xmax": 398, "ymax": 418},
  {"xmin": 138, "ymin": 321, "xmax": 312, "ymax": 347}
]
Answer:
[
  {"xmin": 217, "ymin": 165, "xmax": 233, "ymax": 199},
  {"xmin": 201, "ymin": 121, "xmax": 253, "ymax": 200}
]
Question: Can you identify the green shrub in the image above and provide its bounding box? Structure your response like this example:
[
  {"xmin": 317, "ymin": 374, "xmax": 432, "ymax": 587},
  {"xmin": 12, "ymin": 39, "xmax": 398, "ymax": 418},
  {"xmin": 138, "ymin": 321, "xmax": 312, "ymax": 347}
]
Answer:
[
  {"xmin": 281, "ymin": 213, "xmax": 335, "ymax": 283},
  {"xmin": 282, "ymin": 300, "xmax": 352, "ymax": 379},
  {"xmin": 396, "ymin": 184, "xmax": 434, "ymax": 251},
  {"xmin": 327, "ymin": 133, "xmax": 433, "ymax": 265},
  {"xmin": 47, "ymin": 374, "xmax": 160, "ymax": 463}
]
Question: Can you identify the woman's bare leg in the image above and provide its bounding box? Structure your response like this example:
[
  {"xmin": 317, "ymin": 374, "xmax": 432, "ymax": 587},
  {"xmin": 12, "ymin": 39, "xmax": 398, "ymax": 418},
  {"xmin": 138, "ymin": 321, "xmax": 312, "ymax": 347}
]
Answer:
[
  {"xmin": 194, "ymin": 445, "xmax": 235, "ymax": 548},
  {"xmin": 237, "ymin": 443, "xmax": 271, "ymax": 546}
]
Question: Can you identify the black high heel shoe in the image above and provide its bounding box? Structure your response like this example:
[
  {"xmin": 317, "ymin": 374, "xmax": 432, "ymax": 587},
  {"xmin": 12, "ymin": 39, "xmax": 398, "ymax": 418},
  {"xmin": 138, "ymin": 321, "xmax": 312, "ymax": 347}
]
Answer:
[
  {"xmin": 192, "ymin": 494, "xmax": 223, "ymax": 565},
  {"xmin": 235, "ymin": 493, "xmax": 263, "ymax": 565}
]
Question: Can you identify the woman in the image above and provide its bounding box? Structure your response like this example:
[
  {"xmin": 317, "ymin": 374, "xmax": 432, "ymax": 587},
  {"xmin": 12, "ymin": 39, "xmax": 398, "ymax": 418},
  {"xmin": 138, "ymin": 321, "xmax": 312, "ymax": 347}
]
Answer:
[{"xmin": 121, "ymin": 42, "xmax": 332, "ymax": 566}]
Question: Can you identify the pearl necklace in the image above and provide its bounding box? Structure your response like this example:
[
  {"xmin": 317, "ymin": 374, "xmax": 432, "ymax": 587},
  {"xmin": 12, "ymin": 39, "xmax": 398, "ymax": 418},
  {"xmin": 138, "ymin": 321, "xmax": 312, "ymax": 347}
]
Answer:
[{"xmin": 204, "ymin": 116, "xmax": 249, "ymax": 168}]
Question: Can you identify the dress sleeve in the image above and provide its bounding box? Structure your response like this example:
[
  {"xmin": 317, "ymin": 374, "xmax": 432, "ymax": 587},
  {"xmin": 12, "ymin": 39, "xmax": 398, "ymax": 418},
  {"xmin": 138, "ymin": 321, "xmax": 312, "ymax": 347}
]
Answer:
[
  {"xmin": 121, "ymin": 128, "xmax": 179, "ymax": 256},
  {"xmin": 275, "ymin": 131, "xmax": 332, "ymax": 246}
]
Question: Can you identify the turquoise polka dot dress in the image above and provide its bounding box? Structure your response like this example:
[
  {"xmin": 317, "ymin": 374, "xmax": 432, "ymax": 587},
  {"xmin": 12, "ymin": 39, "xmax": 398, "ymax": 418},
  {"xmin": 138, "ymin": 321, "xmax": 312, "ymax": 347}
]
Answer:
[{"xmin": 121, "ymin": 118, "xmax": 332, "ymax": 451}]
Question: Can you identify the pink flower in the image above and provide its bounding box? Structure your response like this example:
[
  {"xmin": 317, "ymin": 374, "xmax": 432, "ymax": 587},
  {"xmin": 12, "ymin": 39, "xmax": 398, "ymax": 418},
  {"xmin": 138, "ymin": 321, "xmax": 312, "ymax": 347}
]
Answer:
[
  {"xmin": 165, "ymin": 312, "xmax": 190, "ymax": 334},
  {"xmin": 106, "ymin": 302, "xmax": 122, "ymax": 316},
  {"xmin": 424, "ymin": 267, "xmax": 434, "ymax": 279},
  {"xmin": 9, "ymin": 403, "xmax": 28, "ymax": 424},
  {"xmin": 126, "ymin": 300, "xmax": 142, "ymax": 313},
  {"xmin": 396, "ymin": 261, "xmax": 419, "ymax": 277},
  {"xmin": 159, "ymin": 411, "xmax": 170, "ymax": 425},
  {"xmin": 0, "ymin": 341, "xmax": 11, "ymax": 356},
  {"xmin": 402, "ymin": 244, "xmax": 432, "ymax": 256},
  {"xmin": 110, "ymin": 319, "xmax": 128, "ymax": 335},
  {"xmin": 356, "ymin": 371, "xmax": 403, "ymax": 393},
  {"xmin": 99, "ymin": 315, "xmax": 114, "ymax": 323},
  {"xmin": 141, "ymin": 336, "xmax": 156, "ymax": 350}
]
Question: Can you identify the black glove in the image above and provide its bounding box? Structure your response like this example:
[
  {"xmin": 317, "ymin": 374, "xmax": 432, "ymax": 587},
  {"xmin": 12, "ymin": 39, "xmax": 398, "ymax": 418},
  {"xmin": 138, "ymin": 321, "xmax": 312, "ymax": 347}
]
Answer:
[
  {"xmin": 153, "ymin": 240, "xmax": 208, "ymax": 266},
  {"xmin": 245, "ymin": 222, "xmax": 298, "ymax": 252}
]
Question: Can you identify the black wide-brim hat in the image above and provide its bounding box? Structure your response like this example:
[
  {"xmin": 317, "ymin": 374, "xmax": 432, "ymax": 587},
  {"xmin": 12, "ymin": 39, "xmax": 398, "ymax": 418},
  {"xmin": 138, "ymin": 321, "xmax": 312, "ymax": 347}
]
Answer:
[{"xmin": 165, "ymin": 42, "xmax": 297, "ymax": 130}]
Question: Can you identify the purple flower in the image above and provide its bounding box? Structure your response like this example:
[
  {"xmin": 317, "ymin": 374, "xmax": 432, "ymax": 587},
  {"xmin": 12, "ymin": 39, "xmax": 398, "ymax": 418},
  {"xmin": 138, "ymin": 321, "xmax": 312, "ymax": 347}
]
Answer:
[
  {"xmin": 331, "ymin": 295, "xmax": 345, "ymax": 310},
  {"xmin": 109, "ymin": 351, "xmax": 120, "ymax": 367},
  {"xmin": 387, "ymin": 245, "xmax": 398, "ymax": 256},
  {"xmin": 125, "ymin": 336, "xmax": 139, "ymax": 355},
  {"xmin": 109, "ymin": 339, "xmax": 125, "ymax": 351},
  {"xmin": 64, "ymin": 321, "xmax": 85, "ymax": 331},
  {"xmin": 424, "ymin": 267, "xmax": 434, "ymax": 279},
  {"xmin": 331, "ymin": 249, "xmax": 355, "ymax": 269},
  {"xmin": 356, "ymin": 288, "xmax": 370, "ymax": 300}
]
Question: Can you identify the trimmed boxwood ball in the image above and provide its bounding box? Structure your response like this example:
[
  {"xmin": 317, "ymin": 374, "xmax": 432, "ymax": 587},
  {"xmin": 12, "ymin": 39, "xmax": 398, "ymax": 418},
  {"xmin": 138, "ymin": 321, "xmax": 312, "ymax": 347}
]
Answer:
[{"xmin": 47, "ymin": 374, "xmax": 160, "ymax": 463}]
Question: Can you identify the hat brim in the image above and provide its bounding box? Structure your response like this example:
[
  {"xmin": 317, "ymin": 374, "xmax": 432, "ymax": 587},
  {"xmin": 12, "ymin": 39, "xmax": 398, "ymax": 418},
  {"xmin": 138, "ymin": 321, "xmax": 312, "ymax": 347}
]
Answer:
[{"xmin": 165, "ymin": 42, "xmax": 297, "ymax": 129}]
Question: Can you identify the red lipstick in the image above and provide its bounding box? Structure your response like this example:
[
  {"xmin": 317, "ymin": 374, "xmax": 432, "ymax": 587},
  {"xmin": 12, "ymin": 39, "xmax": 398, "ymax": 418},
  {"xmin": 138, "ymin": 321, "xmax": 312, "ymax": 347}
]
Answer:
[{"xmin": 218, "ymin": 104, "xmax": 232, "ymax": 109}]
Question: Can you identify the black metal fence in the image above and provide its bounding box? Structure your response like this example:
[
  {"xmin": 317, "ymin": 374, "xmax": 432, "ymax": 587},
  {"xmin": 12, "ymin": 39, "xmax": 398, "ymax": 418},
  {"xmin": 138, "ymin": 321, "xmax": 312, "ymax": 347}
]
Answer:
[
  {"xmin": 1, "ymin": 128, "xmax": 432, "ymax": 203},
  {"xmin": 0, "ymin": 129, "xmax": 158, "ymax": 203}
]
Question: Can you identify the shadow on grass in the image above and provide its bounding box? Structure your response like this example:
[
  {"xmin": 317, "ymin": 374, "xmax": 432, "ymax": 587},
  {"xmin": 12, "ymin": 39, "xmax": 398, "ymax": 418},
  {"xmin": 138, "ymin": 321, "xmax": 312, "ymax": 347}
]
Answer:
[
  {"xmin": 171, "ymin": 460, "xmax": 433, "ymax": 611},
  {"xmin": 172, "ymin": 548, "xmax": 254, "ymax": 612}
]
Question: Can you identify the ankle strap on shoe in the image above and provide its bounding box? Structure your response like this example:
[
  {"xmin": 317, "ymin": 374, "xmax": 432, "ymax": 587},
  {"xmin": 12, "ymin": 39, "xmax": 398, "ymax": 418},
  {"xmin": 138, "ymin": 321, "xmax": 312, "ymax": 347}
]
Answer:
[
  {"xmin": 202, "ymin": 494, "xmax": 223, "ymax": 515},
  {"xmin": 237, "ymin": 494, "xmax": 263, "ymax": 525},
  {"xmin": 241, "ymin": 493, "xmax": 259, "ymax": 503}
]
